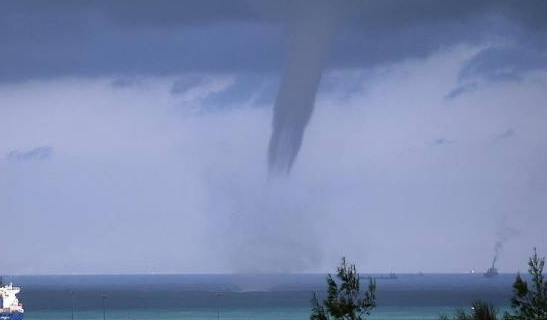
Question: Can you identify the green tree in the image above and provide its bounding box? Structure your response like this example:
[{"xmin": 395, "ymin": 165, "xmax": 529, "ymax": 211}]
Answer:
[
  {"xmin": 504, "ymin": 248, "xmax": 547, "ymax": 320},
  {"xmin": 440, "ymin": 301, "xmax": 499, "ymax": 320},
  {"xmin": 310, "ymin": 257, "xmax": 376, "ymax": 320}
]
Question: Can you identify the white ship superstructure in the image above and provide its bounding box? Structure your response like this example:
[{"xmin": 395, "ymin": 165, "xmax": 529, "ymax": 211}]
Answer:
[{"xmin": 0, "ymin": 280, "xmax": 24, "ymax": 320}]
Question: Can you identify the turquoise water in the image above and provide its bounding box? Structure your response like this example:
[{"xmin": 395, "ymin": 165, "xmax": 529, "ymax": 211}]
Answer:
[
  {"xmin": 25, "ymin": 307, "xmax": 513, "ymax": 320},
  {"xmin": 9, "ymin": 274, "xmax": 517, "ymax": 320}
]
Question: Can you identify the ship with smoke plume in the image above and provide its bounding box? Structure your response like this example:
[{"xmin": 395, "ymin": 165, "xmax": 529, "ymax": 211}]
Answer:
[
  {"xmin": 484, "ymin": 257, "xmax": 499, "ymax": 278},
  {"xmin": 484, "ymin": 223, "xmax": 518, "ymax": 278}
]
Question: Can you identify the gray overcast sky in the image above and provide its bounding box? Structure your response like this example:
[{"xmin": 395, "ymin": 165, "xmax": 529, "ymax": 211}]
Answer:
[{"xmin": 1, "ymin": 0, "xmax": 547, "ymax": 274}]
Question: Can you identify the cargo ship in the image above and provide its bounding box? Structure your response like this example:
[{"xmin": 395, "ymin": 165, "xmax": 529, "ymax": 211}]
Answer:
[{"xmin": 0, "ymin": 277, "xmax": 24, "ymax": 320}]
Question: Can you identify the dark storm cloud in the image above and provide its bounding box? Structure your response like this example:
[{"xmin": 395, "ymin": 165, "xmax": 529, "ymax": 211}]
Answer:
[
  {"xmin": 494, "ymin": 129, "xmax": 516, "ymax": 142},
  {"xmin": 6, "ymin": 146, "xmax": 53, "ymax": 161},
  {"xmin": 0, "ymin": 1, "xmax": 284, "ymax": 81},
  {"xmin": 5, "ymin": 1, "xmax": 546, "ymax": 174},
  {"xmin": 460, "ymin": 46, "xmax": 547, "ymax": 83},
  {"xmin": 111, "ymin": 77, "xmax": 144, "ymax": 88},
  {"xmin": 1, "ymin": 1, "xmax": 547, "ymax": 82},
  {"xmin": 170, "ymin": 76, "xmax": 207, "ymax": 95},
  {"xmin": 200, "ymin": 76, "xmax": 278, "ymax": 106},
  {"xmin": 447, "ymin": 45, "xmax": 547, "ymax": 98},
  {"xmin": 445, "ymin": 82, "xmax": 478, "ymax": 100},
  {"xmin": 432, "ymin": 139, "xmax": 456, "ymax": 146}
]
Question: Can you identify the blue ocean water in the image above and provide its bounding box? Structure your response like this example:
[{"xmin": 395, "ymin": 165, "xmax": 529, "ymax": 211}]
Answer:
[{"xmin": 7, "ymin": 274, "xmax": 518, "ymax": 320}]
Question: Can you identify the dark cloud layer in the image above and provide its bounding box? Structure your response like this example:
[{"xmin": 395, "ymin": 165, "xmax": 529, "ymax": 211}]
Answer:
[
  {"xmin": 494, "ymin": 129, "xmax": 515, "ymax": 142},
  {"xmin": 1, "ymin": 1, "xmax": 547, "ymax": 82},
  {"xmin": 432, "ymin": 139, "xmax": 456, "ymax": 147},
  {"xmin": 445, "ymin": 82, "xmax": 478, "ymax": 100},
  {"xmin": 6, "ymin": 146, "xmax": 53, "ymax": 161}
]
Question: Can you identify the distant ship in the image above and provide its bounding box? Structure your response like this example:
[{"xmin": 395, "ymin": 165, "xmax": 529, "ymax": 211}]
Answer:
[
  {"xmin": 484, "ymin": 258, "xmax": 499, "ymax": 278},
  {"xmin": 0, "ymin": 277, "xmax": 24, "ymax": 320},
  {"xmin": 383, "ymin": 273, "xmax": 398, "ymax": 280},
  {"xmin": 361, "ymin": 273, "xmax": 398, "ymax": 280}
]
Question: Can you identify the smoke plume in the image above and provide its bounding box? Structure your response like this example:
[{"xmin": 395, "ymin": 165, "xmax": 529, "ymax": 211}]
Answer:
[
  {"xmin": 268, "ymin": 1, "xmax": 341, "ymax": 175},
  {"xmin": 492, "ymin": 222, "xmax": 519, "ymax": 267}
]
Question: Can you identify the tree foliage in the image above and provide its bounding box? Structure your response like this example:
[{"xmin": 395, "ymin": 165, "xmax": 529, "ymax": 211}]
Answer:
[
  {"xmin": 440, "ymin": 301, "xmax": 498, "ymax": 320},
  {"xmin": 505, "ymin": 248, "xmax": 547, "ymax": 320},
  {"xmin": 311, "ymin": 257, "xmax": 376, "ymax": 320}
]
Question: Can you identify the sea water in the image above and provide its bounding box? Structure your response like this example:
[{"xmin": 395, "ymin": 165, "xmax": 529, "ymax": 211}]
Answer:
[{"xmin": 8, "ymin": 274, "xmax": 517, "ymax": 320}]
